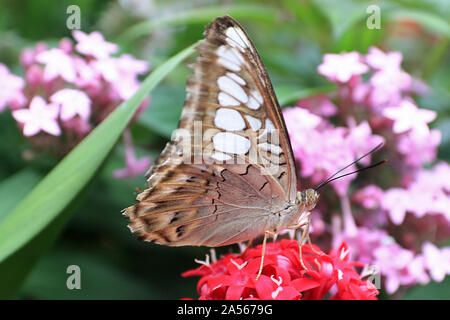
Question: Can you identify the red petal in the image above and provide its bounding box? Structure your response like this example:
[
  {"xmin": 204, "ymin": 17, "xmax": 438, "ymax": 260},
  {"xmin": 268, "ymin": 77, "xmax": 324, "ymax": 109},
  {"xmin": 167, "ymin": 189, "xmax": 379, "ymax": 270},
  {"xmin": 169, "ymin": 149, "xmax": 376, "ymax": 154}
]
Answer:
[
  {"xmin": 226, "ymin": 285, "xmax": 246, "ymax": 300},
  {"xmin": 291, "ymin": 278, "xmax": 320, "ymax": 292},
  {"xmin": 275, "ymin": 286, "xmax": 302, "ymax": 300}
]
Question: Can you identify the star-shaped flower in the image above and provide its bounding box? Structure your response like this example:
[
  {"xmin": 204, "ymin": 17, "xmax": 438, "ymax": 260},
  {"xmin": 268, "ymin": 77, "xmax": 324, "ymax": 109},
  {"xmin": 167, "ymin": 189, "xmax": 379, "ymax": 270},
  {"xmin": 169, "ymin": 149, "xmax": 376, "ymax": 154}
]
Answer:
[
  {"xmin": 383, "ymin": 99, "xmax": 436, "ymax": 135},
  {"xmin": 35, "ymin": 48, "xmax": 76, "ymax": 83},
  {"xmin": 318, "ymin": 52, "xmax": 369, "ymax": 83},
  {"xmin": 422, "ymin": 242, "xmax": 450, "ymax": 282},
  {"xmin": 0, "ymin": 63, "xmax": 26, "ymax": 111},
  {"xmin": 365, "ymin": 46, "xmax": 403, "ymax": 70},
  {"xmin": 12, "ymin": 96, "xmax": 60, "ymax": 136},
  {"xmin": 73, "ymin": 30, "xmax": 118, "ymax": 59},
  {"xmin": 50, "ymin": 89, "xmax": 91, "ymax": 121}
]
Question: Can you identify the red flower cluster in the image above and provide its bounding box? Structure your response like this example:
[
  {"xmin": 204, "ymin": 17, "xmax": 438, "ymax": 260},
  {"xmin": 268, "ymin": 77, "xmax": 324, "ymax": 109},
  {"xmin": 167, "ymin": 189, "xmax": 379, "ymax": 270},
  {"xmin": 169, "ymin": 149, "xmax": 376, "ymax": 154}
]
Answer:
[{"xmin": 182, "ymin": 239, "xmax": 379, "ymax": 300}]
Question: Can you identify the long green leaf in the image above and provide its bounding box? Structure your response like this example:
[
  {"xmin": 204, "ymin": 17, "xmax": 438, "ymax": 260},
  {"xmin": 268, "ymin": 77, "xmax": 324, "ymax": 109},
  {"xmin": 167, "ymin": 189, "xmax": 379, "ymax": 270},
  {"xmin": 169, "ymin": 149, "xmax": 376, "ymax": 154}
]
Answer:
[
  {"xmin": 0, "ymin": 43, "xmax": 196, "ymax": 263},
  {"xmin": 117, "ymin": 5, "xmax": 278, "ymax": 44}
]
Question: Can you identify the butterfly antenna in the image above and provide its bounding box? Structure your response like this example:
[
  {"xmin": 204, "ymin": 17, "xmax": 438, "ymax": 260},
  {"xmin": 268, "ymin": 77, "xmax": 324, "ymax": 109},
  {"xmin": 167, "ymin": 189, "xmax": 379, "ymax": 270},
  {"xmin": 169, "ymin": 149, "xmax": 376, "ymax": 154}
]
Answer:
[{"xmin": 314, "ymin": 142, "xmax": 385, "ymax": 191}]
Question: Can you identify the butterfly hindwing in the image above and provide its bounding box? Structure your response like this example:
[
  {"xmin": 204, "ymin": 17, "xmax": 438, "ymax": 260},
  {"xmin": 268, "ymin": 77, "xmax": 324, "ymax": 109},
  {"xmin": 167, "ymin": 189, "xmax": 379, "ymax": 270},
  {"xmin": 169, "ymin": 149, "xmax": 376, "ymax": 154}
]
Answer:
[{"xmin": 124, "ymin": 16, "xmax": 299, "ymax": 247}]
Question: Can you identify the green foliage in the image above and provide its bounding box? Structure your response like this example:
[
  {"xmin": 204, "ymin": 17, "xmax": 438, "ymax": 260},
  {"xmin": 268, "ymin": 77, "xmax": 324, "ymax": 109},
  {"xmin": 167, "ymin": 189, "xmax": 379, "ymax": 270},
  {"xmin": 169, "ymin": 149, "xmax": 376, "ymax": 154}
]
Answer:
[{"xmin": 0, "ymin": 0, "xmax": 448, "ymax": 299}]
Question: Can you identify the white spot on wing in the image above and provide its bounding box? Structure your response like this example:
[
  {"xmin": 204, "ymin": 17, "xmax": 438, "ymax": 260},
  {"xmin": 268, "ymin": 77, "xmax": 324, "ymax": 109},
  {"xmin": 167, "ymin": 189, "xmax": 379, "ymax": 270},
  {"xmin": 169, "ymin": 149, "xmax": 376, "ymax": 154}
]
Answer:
[
  {"xmin": 214, "ymin": 108, "xmax": 246, "ymax": 131},
  {"xmin": 226, "ymin": 27, "xmax": 251, "ymax": 51},
  {"xmin": 211, "ymin": 152, "xmax": 232, "ymax": 161},
  {"xmin": 252, "ymin": 90, "xmax": 263, "ymax": 104},
  {"xmin": 217, "ymin": 76, "xmax": 248, "ymax": 103},
  {"xmin": 216, "ymin": 46, "xmax": 244, "ymax": 72},
  {"xmin": 245, "ymin": 115, "xmax": 262, "ymax": 131},
  {"xmin": 218, "ymin": 92, "xmax": 240, "ymax": 106},
  {"xmin": 247, "ymin": 96, "xmax": 260, "ymax": 110},
  {"xmin": 258, "ymin": 142, "xmax": 283, "ymax": 155},
  {"xmin": 258, "ymin": 119, "xmax": 276, "ymax": 138},
  {"xmin": 227, "ymin": 72, "xmax": 246, "ymax": 86},
  {"xmin": 265, "ymin": 119, "xmax": 275, "ymax": 131},
  {"xmin": 213, "ymin": 132, "xmax": 251, "ymax": 155},
  {"xmin": 247, "ymin": 90, "xmax": 263, "ymax": 110}
]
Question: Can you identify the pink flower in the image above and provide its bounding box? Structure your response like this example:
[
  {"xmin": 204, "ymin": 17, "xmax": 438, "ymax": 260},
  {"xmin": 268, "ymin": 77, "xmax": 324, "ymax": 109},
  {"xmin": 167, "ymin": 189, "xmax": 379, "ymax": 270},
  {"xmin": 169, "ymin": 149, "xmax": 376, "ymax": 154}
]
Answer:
[
  {"xmin": 365, "ymin": 47, "xmax": 403, "ymax": 71},
  {"xmin": 36, "ymin": 48, "xmax": 77, "ymax": 83},
  {"xmin": 346, "ymin": 121, "xmax": 384, "ymax": 166},
  {"xmin": 50, "ymin": 89, "xmax": 91, "ymax": 121},
  {"xmin": 92, "ymin": 54, "xmax": 149, "ymax": 100},
  {"xmin": 0, "ymin": 63, "xmax": 26, "ymax": 111},
  {"xmin": 397, "ymin": 128, "xmax": 441, "ymax": 167},
  {"xmin": 296, "ymin": 95, "xmax": 338, "ymax": 117},
  {"xmin": 333, "ymin": 227, "xmax": 391, "ymax": 264},
  {"xmin": 370, "ymin": 69, "xmax": 411, "ymax": 107},
  {"xmin": 381, "ymin": 188, "xmax": 410, "ymax": 225},
  {"xmin": 352, "ymin": 184, "xmax": 384, "ymax": 210},
  {"xmin": 383, "ymin": 99, "xmax": 436, "ymax": 135},
  {"xmin": 382, "ymin": 163, "xmax": 450, "ymax": 224},
  {"xmin": 318, "ymin": 52, "xmax": 369, "ymax": 83},
  {"xmin": 72, "ymin": 56, "xmax": 99, "ymax": 88},
  {"xmin": 12, "ymin": 96, "xmax": 60, "ymax": 136},
  {"xmin": 113, "ymin": 129, "xmax": 151, "ymax": 179},
  {"xmin": 73, "ymin": 30, "xmax": 118, "ymax": 59},
  {"xmin": 373, "ymin": 244, "xmax": 416, "ymax": 294},
  {"xmin": 422, "ymin": 242, "xmax": 450, "ymax": 282}
]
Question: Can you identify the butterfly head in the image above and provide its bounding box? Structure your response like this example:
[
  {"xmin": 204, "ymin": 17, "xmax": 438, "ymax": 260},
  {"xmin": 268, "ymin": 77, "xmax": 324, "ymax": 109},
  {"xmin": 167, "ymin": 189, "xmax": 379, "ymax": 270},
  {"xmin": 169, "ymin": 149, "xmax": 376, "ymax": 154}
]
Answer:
[{"xmin": 297, "ymin": 189, "xmax": 319, "ymax": 212}]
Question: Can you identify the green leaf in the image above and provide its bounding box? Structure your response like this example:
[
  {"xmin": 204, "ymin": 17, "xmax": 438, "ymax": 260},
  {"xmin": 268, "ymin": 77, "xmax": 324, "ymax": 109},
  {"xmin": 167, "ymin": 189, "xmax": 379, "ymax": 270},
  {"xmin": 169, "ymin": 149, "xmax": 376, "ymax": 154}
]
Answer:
[
  {"xmin": 137, "ymin": 84, "xmax": 185, "ymax": 138},
  {"xmin": 0, "ymin": 169, "xmax": 42, "ymax": 222},
  {"xmin": 0, "ymin": 43, "xmax": 196, "ymax": 265},
  {"xmin": 20, "ymin": 247, "xmax": 159, "ymax": 299},
  {"xmin": 117, "ymin": 4, "xmax": 278, "ymax": 44},
  {"xmin": 403, "ymin": 276, "xmax": 450, "ymax": 299}
]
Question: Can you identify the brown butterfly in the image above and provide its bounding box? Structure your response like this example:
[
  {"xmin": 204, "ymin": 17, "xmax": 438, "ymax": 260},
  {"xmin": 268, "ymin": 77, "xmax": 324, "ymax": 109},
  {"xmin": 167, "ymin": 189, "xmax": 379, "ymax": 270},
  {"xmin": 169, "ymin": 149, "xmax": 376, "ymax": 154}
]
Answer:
[{"xmin": 123, "ymin": 16, "xmax": 320, "ymax": 276}]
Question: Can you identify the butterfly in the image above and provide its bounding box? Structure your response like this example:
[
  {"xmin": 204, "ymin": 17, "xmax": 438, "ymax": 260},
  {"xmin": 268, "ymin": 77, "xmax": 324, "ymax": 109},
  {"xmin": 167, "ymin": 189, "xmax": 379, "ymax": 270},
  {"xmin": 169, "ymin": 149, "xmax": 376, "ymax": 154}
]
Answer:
[{"xmin": 123, "ymin": 16, "xmax": 320, "ymax": 274}]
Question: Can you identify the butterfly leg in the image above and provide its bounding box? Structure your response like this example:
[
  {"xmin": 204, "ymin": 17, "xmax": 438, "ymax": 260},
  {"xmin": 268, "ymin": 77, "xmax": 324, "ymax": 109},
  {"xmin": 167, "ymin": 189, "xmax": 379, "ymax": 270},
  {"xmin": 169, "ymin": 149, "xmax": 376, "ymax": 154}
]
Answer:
[
  {"xmin": 256, "ymin": 230, "xmax": 275, "ymax": 281},
  {"xmin": 286, "ymin": 212, "xmax": 311, "ymax": 270},
  {"xmin": 297, "ymin": 219, "xmax": 311, "ymax": 270},
  {"xmin": 239, "ymin": 238, "xmax": 254, "ymax": 255}
]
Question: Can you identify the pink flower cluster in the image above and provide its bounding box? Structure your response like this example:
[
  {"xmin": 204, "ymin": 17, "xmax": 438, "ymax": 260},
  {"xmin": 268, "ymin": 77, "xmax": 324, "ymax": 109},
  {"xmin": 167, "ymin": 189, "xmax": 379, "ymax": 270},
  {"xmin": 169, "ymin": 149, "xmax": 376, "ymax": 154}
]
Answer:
[
  {"xmin": 281, "ymin": 47, "xmax": 450, "ymax": 295},
  {"xmin": 183, "ymin": 240, "xmax": 379, "ymax": 300},
  {"xmin": 0, "ymin": 31, "xmax": 150, "ymax": 177}
]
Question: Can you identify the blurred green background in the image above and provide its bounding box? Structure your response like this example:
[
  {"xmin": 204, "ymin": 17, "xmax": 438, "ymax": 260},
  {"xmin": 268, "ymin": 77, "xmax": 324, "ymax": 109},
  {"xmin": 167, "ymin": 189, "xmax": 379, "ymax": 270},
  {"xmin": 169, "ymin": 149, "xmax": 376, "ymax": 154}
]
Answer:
[{"xmin": 0, "ymin": 0, "xmax": 448, "ymax": 299}]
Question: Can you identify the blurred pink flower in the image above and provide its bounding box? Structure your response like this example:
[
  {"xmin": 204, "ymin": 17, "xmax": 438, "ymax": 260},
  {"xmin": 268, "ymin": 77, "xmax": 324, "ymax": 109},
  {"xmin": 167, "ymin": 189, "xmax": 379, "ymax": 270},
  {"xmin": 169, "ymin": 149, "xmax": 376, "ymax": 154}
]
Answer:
[
  {"xmin": 333, "ymin": 227, "xmax": 391, "ymax": 263},
  {"xmin": 50, "ymin": 88, "xmax": 91, "ymax": 121},
  {"xmin": 116, "ymin": 54, "xmax": 149, "ymax": 75},
  {"xmin": 422, "ymin": 242, "xmax": 450, "ymax": 282},
  {"xmin": 346, "ymin": 121, "xmax": 384, "ymax": 166},
  {"xmin": 113, "ymin": 129, "xmax": 151, "ymax": 179},
  {"xmin": 365, "ymin": 47, "xmax": 403, "ymax": 71},
  {"xmin": 397, "ymin": 128, "xmax": 441, "ymax": 167},
  {"xmin": 382, "ymin": 163, "xmax": 450, "ymax": 225},
  {"xmin": 36, "ymin": 48, "xmax": 77, "ymax": 83},
  {"xmin": 73, "ymin": 30, "xmax": 118, "ymax": 59},
  {"xmin": 318, "ymin": 52, "xmax": 369, "ymax": 83},
  {"xmin": 383, "ymin": 99, "xmax": 436, "ymax": 135},
  {"xmin": 381, "ymin": 188, "xmax": 410, "ymax": 225},
  {"xmin": 72, "ymin": 56, "xmax": 99, "ymax": 88},
  {"xmin": 373, "ymin": 244, "xmax": 418, "ymax": 294},
  {"xmin": 370, "ymin": 69, "xmax": 411, "ymax": 107},
  {"xmin": 352, "ymin": 184, "xmax": 384, "ymax": 210},
  {"xmin": 296, "ymin": 95, "xmax": 338, "ymax": 117},
  {"xmin": 92, "ymin": 54, "xmax": 148, "ymax": 100},
  {"xmin": 0, "ymin": 63, "xmax": 26, "ymax": 111},
  {"xmin": 12, "ymin": 96, "xmax": 60, "ymax": 136}
]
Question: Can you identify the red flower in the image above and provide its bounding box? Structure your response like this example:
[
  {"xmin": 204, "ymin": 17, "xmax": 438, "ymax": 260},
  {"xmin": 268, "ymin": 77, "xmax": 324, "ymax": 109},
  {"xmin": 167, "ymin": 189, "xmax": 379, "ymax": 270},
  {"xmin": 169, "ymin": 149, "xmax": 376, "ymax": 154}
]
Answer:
[{"xmin": 182, "ymin": 239, "xmax": 379, "ymax": 300}]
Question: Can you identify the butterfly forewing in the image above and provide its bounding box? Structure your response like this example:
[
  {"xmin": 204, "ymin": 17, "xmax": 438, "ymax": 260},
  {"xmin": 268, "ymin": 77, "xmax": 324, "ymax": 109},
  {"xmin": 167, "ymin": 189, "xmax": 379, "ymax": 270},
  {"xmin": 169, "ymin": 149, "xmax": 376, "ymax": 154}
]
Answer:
[{"xmin": 124, "ymin": 16, "xmax": 299, "ymax": 247}]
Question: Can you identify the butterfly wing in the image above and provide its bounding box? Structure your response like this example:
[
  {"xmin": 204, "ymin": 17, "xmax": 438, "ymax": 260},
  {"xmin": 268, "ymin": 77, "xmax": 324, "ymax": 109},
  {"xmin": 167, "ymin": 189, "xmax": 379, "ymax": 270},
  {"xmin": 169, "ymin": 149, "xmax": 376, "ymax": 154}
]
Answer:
[{"xmin": 124, "ymin": 16, "xmax": 299, "ymax": 247}]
